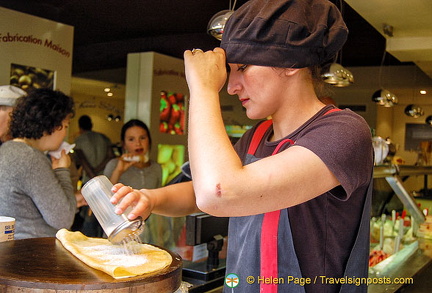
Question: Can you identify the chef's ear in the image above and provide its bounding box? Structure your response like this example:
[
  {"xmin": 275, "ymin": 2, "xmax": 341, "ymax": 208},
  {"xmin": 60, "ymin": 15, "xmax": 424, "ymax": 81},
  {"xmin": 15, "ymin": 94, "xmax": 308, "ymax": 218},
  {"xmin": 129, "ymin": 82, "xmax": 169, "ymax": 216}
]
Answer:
[{"xmin": 284, "ymin": 68, "xmax": 301, "ymax": 77}]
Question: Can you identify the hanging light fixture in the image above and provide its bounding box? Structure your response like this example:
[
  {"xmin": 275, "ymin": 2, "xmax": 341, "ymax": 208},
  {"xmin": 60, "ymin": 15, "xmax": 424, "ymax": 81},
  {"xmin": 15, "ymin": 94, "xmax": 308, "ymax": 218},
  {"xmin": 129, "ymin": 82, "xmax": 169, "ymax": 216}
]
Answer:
[
  {"xmin": 321, "ymin": 62, "xmax": 354, "ymax": 87},
  {"xmin": 404, "ymin": 66, "xmax": 424, "ymax": 118},
  {"xmin": 371, "ymin": 24, "xmax": 398, "ymax": 107},
  {"xmin": 405, "ymin": 104, "xmax": 424, "ymax": 118},
  {"xmin": 320, "ymin": 0, "xmax": 353, "ymax": 87},
  {"xmin": 207, "ymin": 10, "xmax": 234, "ymax": 40},
  {"xmin": 372, "ymin": 89, "xmax": 398, "ymax": 107},
  {"xmin": 207, "ymin": 0, "xmax": 237, "ymax": 40}
]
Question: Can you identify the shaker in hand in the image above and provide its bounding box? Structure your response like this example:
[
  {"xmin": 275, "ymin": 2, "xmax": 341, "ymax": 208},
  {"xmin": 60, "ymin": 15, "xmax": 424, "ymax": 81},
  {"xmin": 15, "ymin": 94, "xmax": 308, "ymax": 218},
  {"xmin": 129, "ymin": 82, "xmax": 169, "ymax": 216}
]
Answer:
[{"xmin": 80, "ymin": 175, "xmax": 143, "ymax": 244}]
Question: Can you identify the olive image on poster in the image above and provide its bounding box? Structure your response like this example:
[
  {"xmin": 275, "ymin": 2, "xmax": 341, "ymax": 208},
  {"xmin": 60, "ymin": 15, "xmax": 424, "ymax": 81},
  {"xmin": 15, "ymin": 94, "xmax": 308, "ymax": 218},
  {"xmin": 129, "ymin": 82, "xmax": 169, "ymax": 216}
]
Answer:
[
  {"xmin": 10, "ymin": 63, "xmax": 55, "ymax": 92},
  {"xmin": 157, "ymin": 144, "xmax": 185, "ymax": 186},
  {"xmin": 159, "ymin": 90, "xmax": 185, "ymax": 135}
]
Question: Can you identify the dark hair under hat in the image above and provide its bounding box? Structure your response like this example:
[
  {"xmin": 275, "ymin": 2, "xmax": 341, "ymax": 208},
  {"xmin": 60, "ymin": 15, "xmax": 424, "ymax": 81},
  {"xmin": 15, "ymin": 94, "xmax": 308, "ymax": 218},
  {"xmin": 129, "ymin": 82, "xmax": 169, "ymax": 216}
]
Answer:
[{"xmin": 220, "ymin": 0, "xmax": 348, "ymax": 68}]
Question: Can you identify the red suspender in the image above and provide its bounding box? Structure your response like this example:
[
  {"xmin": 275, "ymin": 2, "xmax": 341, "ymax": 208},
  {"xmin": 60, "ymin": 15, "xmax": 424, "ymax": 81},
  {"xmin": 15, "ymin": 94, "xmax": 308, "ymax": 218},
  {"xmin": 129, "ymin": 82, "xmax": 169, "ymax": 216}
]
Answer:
[
  {"xmin": 273, "ymin": 139, "xmax": 295, "ymax": 155},
  {"xmin": 247, "ymin": 119, "xmax": 273, "ymax": 155},
  {"xmin": 323, "ymin": 108, "xmax": 341, "ymax": 115},
  {"xmin": 260, "ymin": 210, "xmax": 280, "ymax": 293},
  {"xmin": 248, "ymin": 119, "xmax": 285, "ymax": 293}
]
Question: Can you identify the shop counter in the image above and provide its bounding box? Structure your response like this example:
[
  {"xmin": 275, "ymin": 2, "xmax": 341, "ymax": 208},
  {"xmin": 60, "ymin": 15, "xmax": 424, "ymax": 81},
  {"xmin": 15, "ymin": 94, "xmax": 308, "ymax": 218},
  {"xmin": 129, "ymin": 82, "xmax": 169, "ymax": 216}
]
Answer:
[
  {"xmin": 370, "ymin": 165, "xmax": 432, "ymax": 292},
  {"xmin": 368, "ymin": 239, "xmax": 432, "ymax": 292}
]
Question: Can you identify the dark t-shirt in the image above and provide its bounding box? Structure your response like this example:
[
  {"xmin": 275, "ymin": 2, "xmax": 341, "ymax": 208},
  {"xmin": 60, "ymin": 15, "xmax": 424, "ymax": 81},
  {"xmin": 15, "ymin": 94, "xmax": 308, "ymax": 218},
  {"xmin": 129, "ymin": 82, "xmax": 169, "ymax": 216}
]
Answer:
[{"xmin": 227, "ymin": 105, "xmax": 374, "ymax": 292}]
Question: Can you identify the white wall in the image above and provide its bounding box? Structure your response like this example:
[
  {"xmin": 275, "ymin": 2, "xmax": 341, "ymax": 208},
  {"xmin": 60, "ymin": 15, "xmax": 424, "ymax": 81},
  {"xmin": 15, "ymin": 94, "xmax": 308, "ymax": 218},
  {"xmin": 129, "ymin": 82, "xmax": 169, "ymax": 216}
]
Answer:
[{"xmin": 68, "ymin": 93, "xmax": 125, "ymax": 145}]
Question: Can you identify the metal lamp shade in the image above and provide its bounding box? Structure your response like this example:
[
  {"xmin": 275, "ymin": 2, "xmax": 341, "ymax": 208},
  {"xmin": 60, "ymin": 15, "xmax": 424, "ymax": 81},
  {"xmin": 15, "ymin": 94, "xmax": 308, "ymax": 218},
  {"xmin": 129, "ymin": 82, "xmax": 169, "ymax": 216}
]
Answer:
[
  {"xmin": 321, "ymin": 63, "xmax": 354, "ymax": 87},
  {"xmin": 404, "ymin": 104, "xmax": 424, "ymax": 118},
  {"xmin": 372, "ymin": 89, "xmax": 398, "ymax": 107},
  {"xmin": 207, "ymin": 10, "xmax": 234, "ymax": 41}
]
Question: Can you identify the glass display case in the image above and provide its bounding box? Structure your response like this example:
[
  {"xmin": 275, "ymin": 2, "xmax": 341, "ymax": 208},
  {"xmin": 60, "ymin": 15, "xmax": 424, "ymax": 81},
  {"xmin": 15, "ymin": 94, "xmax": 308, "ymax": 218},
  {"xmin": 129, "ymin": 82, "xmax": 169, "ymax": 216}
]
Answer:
[{"xmin": 369, "ymin": 165, "xmax": 432, "ymax": 292}]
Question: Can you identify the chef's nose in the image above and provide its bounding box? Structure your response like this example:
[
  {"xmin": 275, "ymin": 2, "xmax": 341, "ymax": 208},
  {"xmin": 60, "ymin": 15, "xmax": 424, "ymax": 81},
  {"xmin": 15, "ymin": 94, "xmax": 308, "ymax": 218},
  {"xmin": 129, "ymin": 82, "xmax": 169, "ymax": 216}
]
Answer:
[{"xmin": 227, "ymin": 73, "xmax": 241, "ymax": 96}]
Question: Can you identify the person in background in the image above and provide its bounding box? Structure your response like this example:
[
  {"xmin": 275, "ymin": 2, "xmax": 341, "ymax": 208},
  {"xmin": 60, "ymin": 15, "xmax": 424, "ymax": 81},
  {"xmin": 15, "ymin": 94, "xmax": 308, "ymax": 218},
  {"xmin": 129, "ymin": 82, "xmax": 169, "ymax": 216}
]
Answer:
[
  {"xmin": 0, "ymin": 88, "xmax": 76, "ymax": 239},
  {"xmin": 103, "ymin": 119, "xmax": 163, "ymax": 245},
  {"xmin": 110, "ymin": 0, "xmax": 374, "ymax": 292},
  {"xmin": 0, "ymin": 85, "xmax": 26, "ymax": 145},
  {"xmin": 74, "ymin": 115, "xmax": 114, "ymax": 183},
  {"xmin": 73, "ymin": 114, "xmax": 114, "ymax": 237}
]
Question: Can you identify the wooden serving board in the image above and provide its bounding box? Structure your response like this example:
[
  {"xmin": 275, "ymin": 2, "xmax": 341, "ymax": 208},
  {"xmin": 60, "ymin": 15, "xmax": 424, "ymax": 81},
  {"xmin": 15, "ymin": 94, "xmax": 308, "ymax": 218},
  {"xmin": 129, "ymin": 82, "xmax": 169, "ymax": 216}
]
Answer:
[{"xmin": 0, "ymin": 237, "xmax": 182, "ymax": 292}]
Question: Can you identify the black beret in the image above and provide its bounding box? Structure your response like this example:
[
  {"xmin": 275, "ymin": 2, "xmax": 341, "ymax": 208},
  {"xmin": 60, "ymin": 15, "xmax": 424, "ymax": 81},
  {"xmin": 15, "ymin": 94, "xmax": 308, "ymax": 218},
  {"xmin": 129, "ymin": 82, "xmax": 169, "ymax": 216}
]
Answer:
[{"xmin": 220, "ymin": 0, "xmax": 348, "ymax": 68}]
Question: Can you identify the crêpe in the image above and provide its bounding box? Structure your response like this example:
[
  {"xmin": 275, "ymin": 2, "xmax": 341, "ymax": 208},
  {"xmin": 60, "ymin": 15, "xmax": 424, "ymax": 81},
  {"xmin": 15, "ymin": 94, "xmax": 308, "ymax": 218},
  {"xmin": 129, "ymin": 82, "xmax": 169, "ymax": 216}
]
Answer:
[{"xmin": 56, "ymin": 229, "xmax": 172, "ymax": 279}]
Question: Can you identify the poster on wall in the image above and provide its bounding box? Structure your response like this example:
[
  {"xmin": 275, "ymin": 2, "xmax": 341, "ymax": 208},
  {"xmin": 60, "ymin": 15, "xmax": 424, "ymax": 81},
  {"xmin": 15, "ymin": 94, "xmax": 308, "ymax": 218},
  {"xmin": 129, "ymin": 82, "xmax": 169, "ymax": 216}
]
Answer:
[
  {"xmin": 0, "ymin": 7, "xmax": 73, "ymax": 94},
  {"xmin": 159, "ymin": 90, "xmax": 185, "ymax": 135},
  {"xmin": 157, "ymin": 144, "xmax": 185, "ymax": 186},
  {"xmin": 10, "ymin": 63, "xmax": 55, "ymax": 92}
]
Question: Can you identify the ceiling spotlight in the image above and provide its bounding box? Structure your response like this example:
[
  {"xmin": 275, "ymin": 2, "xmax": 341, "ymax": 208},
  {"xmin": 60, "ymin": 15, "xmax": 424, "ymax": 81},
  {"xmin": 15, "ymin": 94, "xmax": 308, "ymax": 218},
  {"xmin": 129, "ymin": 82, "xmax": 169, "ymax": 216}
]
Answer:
[
  {"xmin": 207, "ymin": 9, "xmax": 234, "ymax": 40},
  {"xmin": 104, "ymin": 87, "xmax": 110, "ymax": 92},
  {"xmin": 404, "ymin": 104, "xmax": 424, "ymax": 118},
  {"xmin": 372, "ymin": 89, "xmax": 398, "ymax": 107},
  {"xmin": 321, "ymin": 63, "xmax": 354, "ymax": 87},
  {"xmin": 420, "ymin": 90, "xmax": 427, "ymax": 95},
  {"xmin": 383, "ymin": 23, "xmax": 394, "ymax": 37}
]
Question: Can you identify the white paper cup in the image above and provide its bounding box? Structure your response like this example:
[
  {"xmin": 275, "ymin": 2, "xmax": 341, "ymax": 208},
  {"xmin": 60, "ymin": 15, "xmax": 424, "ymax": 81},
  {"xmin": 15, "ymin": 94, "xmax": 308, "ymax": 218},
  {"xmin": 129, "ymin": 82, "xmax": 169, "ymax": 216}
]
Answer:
[{"xmin": 0, "ymin": 216, "xmax": 15, "ymax": 242}]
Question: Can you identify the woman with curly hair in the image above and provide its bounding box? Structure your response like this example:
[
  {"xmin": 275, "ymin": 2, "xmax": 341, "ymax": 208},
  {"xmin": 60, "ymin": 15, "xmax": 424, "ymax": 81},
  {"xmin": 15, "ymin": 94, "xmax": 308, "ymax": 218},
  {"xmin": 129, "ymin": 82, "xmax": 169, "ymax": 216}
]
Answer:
[{"xmin": 0, "ymin": 88, "xmax": 77, "ymax": 239}]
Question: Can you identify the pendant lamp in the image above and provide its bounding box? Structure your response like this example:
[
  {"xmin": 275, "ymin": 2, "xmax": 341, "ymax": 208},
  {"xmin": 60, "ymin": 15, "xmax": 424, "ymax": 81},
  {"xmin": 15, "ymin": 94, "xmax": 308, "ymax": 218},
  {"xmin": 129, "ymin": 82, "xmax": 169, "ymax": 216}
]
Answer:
[
  {"xmin": 321, "ymin": 62, "xmax": 354, "ymax": 87},
  {"xmin": 207, "ymin": 10, "xmax": 234, "ymax": 40},
  {"xmin": 372, "ymin": 24, "xmax": 398, "ymax": 107},
  {"xmin": 404, "ymin": 66, "xmax": 424, "ymax": 118},
  {"xmin": 372, "ymin": 89, "xmax": 398, "ymax": 107},
  {"xmin": 320, "ymin": 0, "xmax": 353, "ymax": 87},
  {"xmin": 207, "ymin": 0, "xmax": 237, "ymax": 41},
  {"xmin": 405, "ymin": 104, "xmax": 424, "ymax": 118}
]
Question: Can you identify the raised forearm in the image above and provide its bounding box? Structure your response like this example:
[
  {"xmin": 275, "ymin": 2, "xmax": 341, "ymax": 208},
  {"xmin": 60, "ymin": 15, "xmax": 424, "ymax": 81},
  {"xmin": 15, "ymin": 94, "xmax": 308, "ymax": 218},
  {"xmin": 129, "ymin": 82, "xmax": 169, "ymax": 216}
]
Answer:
[{"xmin": 184, "ymin": 49, "xmax": 245, "ymax": 212}]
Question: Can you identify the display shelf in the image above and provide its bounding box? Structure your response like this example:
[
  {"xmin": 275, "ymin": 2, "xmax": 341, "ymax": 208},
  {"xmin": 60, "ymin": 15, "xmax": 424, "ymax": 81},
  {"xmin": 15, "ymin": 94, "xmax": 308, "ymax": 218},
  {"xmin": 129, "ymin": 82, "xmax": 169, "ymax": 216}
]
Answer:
[
  {"xmin": 373, "ymin": 165, "xmax": 426, "ymax": 225},
  {"xmin": 369, "ymin": 165, "xmax": 432, "ymax": 292},
  {"xmin": 369, "ymin": 241, "xmax": 419, "ymax": 276},
  {"xmin": 368, "ymin": 239, "xmax": 432, "ymax": 293},
  {"xmin": 373, "ymin": 165, "xmax": 399, "ymax": 179},
  {"xmin": 374, "ymin": 165, "xmax": 432, "ymax": 178}
]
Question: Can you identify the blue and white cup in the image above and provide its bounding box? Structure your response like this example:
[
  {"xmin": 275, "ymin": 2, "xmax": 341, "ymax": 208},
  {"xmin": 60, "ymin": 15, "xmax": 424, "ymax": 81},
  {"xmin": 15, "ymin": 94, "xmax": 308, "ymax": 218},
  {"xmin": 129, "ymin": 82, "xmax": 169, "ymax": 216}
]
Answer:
[{"xmin": 0, "ymin": 216, "xmax": 15, "ymax": 242}]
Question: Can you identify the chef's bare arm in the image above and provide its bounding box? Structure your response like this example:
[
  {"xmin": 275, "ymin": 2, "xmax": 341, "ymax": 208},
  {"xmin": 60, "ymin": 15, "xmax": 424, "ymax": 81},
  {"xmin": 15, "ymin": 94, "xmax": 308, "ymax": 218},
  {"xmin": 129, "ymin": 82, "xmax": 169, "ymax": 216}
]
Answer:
[{"xmin": 111, "ymin": 181, "xmax": 200, "ymax": 219}]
